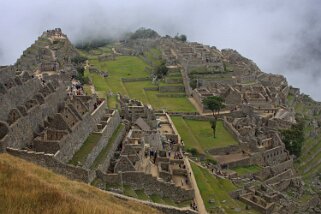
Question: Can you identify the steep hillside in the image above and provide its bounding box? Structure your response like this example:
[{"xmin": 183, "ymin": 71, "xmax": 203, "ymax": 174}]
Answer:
[
  {"xmin": 0, "ymin": 153, "xmax": 160, "ymax": 214},
  {"xmin": 15, "ymin": 28, "xmax": 78, "ymax": 72}
]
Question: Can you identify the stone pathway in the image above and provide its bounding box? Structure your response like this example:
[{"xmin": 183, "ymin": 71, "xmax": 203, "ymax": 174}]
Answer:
[{"xmin": 185, "ymin": 158, "xmax": 207, "ymax": 214}]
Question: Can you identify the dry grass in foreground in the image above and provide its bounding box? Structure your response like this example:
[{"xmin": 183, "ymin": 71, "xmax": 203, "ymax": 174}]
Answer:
[{"xmin": 0, "ymin": 153, "xmax": 160, "ymax": 214}]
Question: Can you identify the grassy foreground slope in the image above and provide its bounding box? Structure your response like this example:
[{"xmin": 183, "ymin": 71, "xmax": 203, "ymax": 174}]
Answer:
[{"xmin": 0, "ymin": 154, "xmax": 159, "ymax": 214}]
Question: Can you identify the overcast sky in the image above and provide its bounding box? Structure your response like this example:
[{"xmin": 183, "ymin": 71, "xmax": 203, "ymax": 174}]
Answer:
[{"xmin": 1, "ymin": 0, "xmax": 321, "ymax": 100}]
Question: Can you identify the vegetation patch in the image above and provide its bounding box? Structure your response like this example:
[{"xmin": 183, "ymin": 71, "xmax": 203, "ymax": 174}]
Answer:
[
  {"xmin": 0, "ymin": 154, "xmax": 159, "ymax": 214},
  {"xmin": 191, "ymin": 162, "xmax": 257, "ymax": 213},
  {"xmin": 69, "ymin": 133, "xmax": 101, "ymax": 165},
  {"xmin": 90, "ymin": 124, "xmax": 124, "ymax": 169},
  {"xmin": 172, "ymin": 117, "xmax": 238, "ymax": 154},
  {"xmin": 230, "ymin": 165, "xmax": 261, "ymax": 175}
]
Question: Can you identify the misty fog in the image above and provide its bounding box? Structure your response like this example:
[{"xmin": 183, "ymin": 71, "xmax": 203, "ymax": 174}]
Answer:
[{"xmin": 1, "ymin": 0, "xmax": 321, "ymax": 100}]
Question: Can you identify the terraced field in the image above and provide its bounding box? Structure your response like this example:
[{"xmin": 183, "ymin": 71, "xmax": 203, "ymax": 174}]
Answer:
[
  {"xmin": 291, "ymin": 95, "xmax": 321, "ymax": 181},
  {"xmin": 81, "ymin": 46, "xmax": 196, "ymax": 112}
]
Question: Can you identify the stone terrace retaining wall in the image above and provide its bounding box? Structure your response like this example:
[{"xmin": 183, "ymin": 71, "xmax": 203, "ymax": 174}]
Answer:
[
  {"xmin": 159, "ymin": 85, "xmax": 185, "ymax": 93},
  {"xmin": 55, "ymin": 101, "xmax": 107, "ymax": 163},
  {"xmin": 182, "ymin": 115, "xmax": 214, "ymax": 121},
  {"xmin": 107, "ymin": 191, "xmax": 197, "ymax": 214},
  {"xmin": 98, "ymin": 125, "xmax": 126, "ymax": 172},
  {"xmin": 121, "ymin": 77, "xmax": 151, "ymax": 82},
  {"xmin": 83, "ymin": 110, "xmax": 121, "ymax": 168},
  {"xmin": 167, "ymin": 112, "xmax": 199, "ymax": 116},
  {"xmin": 143, "ymin": 87, "xmax": 159, "ymax": 91},
  {"xmin": 97, "ymin": 171, "xmax": 194, "ymax": 202},
  {"xmin": 156, "ymin": 94, "xmax": 186, "ymax": 98},
  {"xmin": 2, "ymin": 82, "xmax": 66, "ymax": 149},
  {"xmin": 208, "ymin": 145, "xmax": 241, "ymax": 155},
  {"xmin": 6, "ymin": 148, "xmax": 91, "ymax": 183}
]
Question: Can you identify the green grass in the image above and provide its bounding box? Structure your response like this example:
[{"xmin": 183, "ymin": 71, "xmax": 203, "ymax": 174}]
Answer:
[
  {"xmin": 144, "ymin": 48, "xmax": 161, "ymax": 67},
  {"xmin": 191, "ymin": 162, "xmax": 257, "ymax": 213},
  {"xmin": 69, "ymin": 133, "xmax": 102, "ymax": 165},
  {"xmin": 88, "ymin": 56, "xmax": 149, "ymax": 94},
  {"xmin": 83, "ymin": 49, "xmax": 196, "ymax": 112},
  {"xmin": 149, "ymin": 194, "xmax": 164, "ymax": 203},
  {"xmin": 230, "ymin": 165, "xmax": 261, "ymax": 175},
  {"xmin": 90, "ymin": 124, "xmax": 124, "ymax": 169},
  {"xmin": 135, "ymin": 190, "xmax": 150, "ymax": 200},
  {"xmin": 172, "ymin": 117, "xmax": 238, "ymax": 154},
  {"xmin": 107, "ymin": 95, "xmax": 117, "ymax": 109},
  {"xmin": 123, "ymin": 185, "xmax": 137, "ymax": 198},
  {"xmin": 83, "ymin": 84, "xmax": 92, "ymax": 95},
  {"xmin": 122, "ymin": 80, "xmax": 195, "ymax": 112}
]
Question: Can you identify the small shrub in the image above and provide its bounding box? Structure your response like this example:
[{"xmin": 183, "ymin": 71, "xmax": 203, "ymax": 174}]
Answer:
[{"xmin": 187, "ymin": 148, "xmax": 198, "ymax": 156}]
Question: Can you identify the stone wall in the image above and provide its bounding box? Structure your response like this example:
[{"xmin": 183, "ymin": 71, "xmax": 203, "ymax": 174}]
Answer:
[
  {"xmin": 98, "ymin": 125, "xmax": 126, "ymax": 172},
  {"xmin": 159, "ymin": 85, "xmax": 185, "ymax": 93},
  {"xmin": 98, "ymin": 171, "xmax": 194, "ymax": 202},
  {"xmin": 1, "ymin": 81, "xmax": 66, "ymax": 149},
  {"xmin": 156, "ymin": 94, "xmax": 186, "ymax": 98},
  {"xmin": 106, "ymin": 191, "xmax": 198, "ymax": 214},
  {"xmin": 183, "ymin": 115, "xmax": 215, "ymax": 121},
  {"xmin": 6, "ymin": 147, "xmax": 91, "ymax": 183},
  {"xmin": 165, "ymin": 77, "xmax": 183, "ymax": 84},
  {"xmin": 226, "ymin": 157, "xmax": 251, "ymax": 168},
  {"xmin": 264, "ymin": 169, "xmax": 293, "ymax": 185},
  {"xmin": 239, "ymin": 194, "xmax": 274, "ymax": 214},
  {"xmin": 167, "ymin": 112, "xmax": 199, "ymax": 116},
  {"xmin": 143, "ymin": 87, "xmax": 159, "ymax": 91},
  {"xmin": 121, "ymin": 77, "xmax": 151, "ymax": 82},
  {"xmin": 121, "ymin": 171, "xmax": 194, "ymax": 202},
  {"xmin": 207, "ymin": 145, "xmax": 241, "ymax": 155},
  {"xmin": 83, "ymin": 110, "xmax": 121, "ymax": 168},
  {"xmin": 55, "ymin": 101, "xmax": 107, "ymax": 163},
  {"xmin": 0, "ymin": 77, "xmax": 39, "ymax": 120}
]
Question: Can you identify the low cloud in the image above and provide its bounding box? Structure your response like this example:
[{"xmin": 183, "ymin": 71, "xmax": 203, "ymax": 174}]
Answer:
[{"xmin": 1, "ymin": 0, "xmax": 320, "ymax": 100}]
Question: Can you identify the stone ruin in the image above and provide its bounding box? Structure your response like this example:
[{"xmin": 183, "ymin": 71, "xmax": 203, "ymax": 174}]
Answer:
[
  {"xmin": 0, "ymin": 62, "xmax": 123, "ymax": 181},
  {"xmin": 96, "ymin": 96, "xmax": 195, "ymax": 203},
  {"xmin": 191, "ymin": 73, "xmax": 289, "ymax": 113},
  {"xmin": 205, "ymin": 105, "xmax": 301, "ymax": 213},
  {"xmin": 15, "ymin": 28, "xmax": 78, "ymax": 79}
]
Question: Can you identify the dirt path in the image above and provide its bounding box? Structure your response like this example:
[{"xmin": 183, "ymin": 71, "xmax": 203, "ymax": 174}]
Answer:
[
  {"xmin": 185, "ymin": 158, "xmax": 207, "ymax": 214},
  {"xmin": 188, "ymin": 97, "xmax": 203, "ymax": 114},
  {"xmin": 45, "ymin": 45, "xmax": 56, "ymax": 61}
]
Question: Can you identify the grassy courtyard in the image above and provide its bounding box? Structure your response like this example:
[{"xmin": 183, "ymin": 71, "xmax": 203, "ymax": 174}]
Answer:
[
  {"xmin": 171, "ymin": 117, "xmax": 238, "ymax": 154},
  {"xmin": 191, "ymin": 162, "xmax": 257, "ymax": 213}
]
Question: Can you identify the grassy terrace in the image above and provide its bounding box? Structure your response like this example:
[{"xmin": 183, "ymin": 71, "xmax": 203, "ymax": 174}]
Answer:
[
  {"xmin": 82, "ymin": 48, "xmax": 196, "ymax": 112},
  {"xmin": 172, "ymin": 117, "xmax": 238, "ymax": 154},
  {"xmin": 107, "ymin": 95, "xmax": 117, "ymax": 109},
  {"xmin": 90, "ymin": 124, "xmax": 124, "ymax": 170},
  {"xmin": 191, "ymin": 162, "xmax": 257, "ymax": 213},
  {"xmin": 69, "ymin": 133, "xmax": 101, "ymax": 165},
  {"xmin": 230, "ymin": 165, "xmax": 261, "ymax": 175}
]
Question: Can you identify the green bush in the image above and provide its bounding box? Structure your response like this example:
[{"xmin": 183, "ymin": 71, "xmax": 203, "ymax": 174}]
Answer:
[
  {"xmin": 187, "ymin": 148, "xmax": 198, "ymax": 156},
  {"xmin": 72, "ymin": 56, "xmax": 88, "ymax": 65},
  {"xmin": 280, "ymin": 118, "xmax": 305, "ymax": 157},
  {"xmin": 205, "ymin": 158, "xmax": 217, "ymax": 165},
  {"xmin": 155, "ymin": 60, "xmax": 168, "ymax": 79}
]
